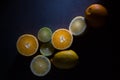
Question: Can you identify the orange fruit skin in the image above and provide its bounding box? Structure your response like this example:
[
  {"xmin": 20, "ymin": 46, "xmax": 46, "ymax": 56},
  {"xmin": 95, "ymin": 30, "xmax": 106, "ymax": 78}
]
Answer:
[
  {"xmin": 52, "ymin": 29, "xmax": 73, "ymax": 50},
  {"xmin": 85, "ymin": 4, "xmax": 108, "ymax": 28},
  {"xmin": 16, "ymin": 34, "xmax": 39, "ymax": 56}
]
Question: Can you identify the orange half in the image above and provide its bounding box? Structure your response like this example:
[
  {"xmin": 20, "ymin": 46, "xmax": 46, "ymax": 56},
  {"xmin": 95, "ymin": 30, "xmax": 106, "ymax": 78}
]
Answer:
[
  {"xmin": 52, "ymin": 29, "xmax": 73, "ymax": 50},
  {"xmin": 16, "ymin": 34, "xmax": 39, "ymax": 56}
]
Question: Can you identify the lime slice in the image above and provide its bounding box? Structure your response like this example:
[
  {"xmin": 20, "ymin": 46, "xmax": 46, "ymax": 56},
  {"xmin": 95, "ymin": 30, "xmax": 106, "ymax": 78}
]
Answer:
[
  {"xmin": 38, "ymin": 27, "xmax": 52, "ymax": 43},
  {"xmin": 69, "ymin": 16, "xmax": 86, "ymax": 36},
  {"xmin": 30, "ymin": 55, "xmax": 51, "ymax": 77},
  {"xmin": 40, "ymin": 42, "xmax": 54, "ymax": 56}
]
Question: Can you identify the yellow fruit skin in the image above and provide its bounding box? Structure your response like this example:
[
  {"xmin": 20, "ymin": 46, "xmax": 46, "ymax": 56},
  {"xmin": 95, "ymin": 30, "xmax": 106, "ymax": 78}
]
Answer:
[{"xmin": 51, "ymin": 50, "xmax": 79, "ymax": 69}]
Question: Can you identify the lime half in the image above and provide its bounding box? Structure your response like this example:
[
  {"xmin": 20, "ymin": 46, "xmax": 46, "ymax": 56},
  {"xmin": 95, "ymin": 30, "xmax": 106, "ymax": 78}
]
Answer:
[
  {"xmin": 38, "ymin": 27, "xmax": 52, "ymax": 43},
  {"xmin": 40, "ymin": 42, "xmax": 54, "ymax": 56},
  {"xmin": 30, "ymin": 55, "xmax": 51, "ymax": 77}
]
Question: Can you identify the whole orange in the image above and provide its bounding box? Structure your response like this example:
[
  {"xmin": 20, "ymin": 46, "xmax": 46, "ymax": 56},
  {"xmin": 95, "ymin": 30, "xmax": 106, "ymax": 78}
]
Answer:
[{"xmin": 85, "ymin": 4, "xmax": 108, "ymax": 28}]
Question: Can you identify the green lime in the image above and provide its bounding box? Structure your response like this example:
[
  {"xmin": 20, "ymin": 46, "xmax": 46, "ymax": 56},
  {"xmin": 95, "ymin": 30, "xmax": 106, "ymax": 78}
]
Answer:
[
  {"xmin": 40, "ymin": 42, "xmax": 54, "ymax": 56},
  {"xmin": 38, "ymin": 27, "xmax": 52, "ymax": 43},
  {"xmin": 69, "ymin": 16, "xmax": 86, "ymax": 36},
  {"xmin": 30, "ymin": 55, "xmax": 51, "ymax": 77}
]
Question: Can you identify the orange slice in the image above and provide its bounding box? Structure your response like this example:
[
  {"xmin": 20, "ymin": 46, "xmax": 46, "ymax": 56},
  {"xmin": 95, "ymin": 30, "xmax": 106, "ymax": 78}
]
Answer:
[
  {"xmin": 16, "ymin": 34, "xmax": 39, "ymax": 56},
  {"xmin": 52, "ymin": 29, "xmax": 73, "ymax": 50}
]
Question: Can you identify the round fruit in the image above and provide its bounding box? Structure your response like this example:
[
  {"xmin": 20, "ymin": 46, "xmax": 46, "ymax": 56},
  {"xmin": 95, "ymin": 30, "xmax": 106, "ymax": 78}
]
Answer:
[
  {"xmin": 51, "ymin": 29, "xmax": 73, "ymax": 50},
  {"xmin": 38, "ymin": 27, "xmax": 52, "ymax": 43},
  {"xmin": 51, "ymin": 50, "xmax": 79, "ymax": 69},
  {"xmin": 30, "ymin": 55, "xmax": 51, "ymax": 77},
  {"xmin": 16, "ymin": 34, "xmax": 39, "ymax": 56},
  {"xmin": 85, "ymin": 4, "xmax": 108, "ymax": 27},
  {"xmin": 69, "ymin": 16, "xmax": 86, "ymax": 36},
  {"xmin": 40, "ymin": 42, "xmax": 54, "ymax": 56}
]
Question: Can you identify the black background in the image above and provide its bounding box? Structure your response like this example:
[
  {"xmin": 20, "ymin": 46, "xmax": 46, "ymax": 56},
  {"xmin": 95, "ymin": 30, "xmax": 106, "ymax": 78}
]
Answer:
[{"xmin": 1, "ymin": 0, "xmax": 113, "ymax": 80}]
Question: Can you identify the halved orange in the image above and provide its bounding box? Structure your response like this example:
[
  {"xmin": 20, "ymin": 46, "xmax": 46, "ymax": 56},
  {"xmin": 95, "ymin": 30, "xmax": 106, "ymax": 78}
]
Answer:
[
  {"xmin": 51, "ymin": 29, "xmax": 73, "ymax": 50},
  {"xmin": 16, "ymin": 34, "xmax": 39, "ymax": 56}
]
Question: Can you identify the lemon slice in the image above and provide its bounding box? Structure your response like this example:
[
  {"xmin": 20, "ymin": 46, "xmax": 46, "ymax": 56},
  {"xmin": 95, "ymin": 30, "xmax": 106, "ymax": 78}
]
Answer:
[
  {"xmin": 16, "ymin": 34, "xmax": 39, "ymax": 56},
  {"xmin": 69, "ymin": 16, "xmax": 86, "ymax": 36},
  {"xmin": 30, "ymin": 55, "xmax": 51, "ymax": 77}
]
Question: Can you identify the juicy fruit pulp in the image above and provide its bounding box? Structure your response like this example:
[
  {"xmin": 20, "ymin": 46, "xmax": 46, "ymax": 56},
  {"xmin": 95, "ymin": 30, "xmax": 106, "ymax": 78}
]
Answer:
[
  {"xmin": 69, "ymin": 16, "xmax": 86, "ymax": 36},
  {"xmin": 30, "ymin": 55, "xmax": 51, "ymax": 77},
  {"xmin": 85, "ymin": 4, "xmax": 108, "ymax": 28},
  {"xmin": 40, "ymin": 42, "xmax": 54, "ymax": 56},
  {"xmin": 51, "ymin": 50, "xmax": 79, "ymax": 69},
  {"xmin": 52, "ymin": 29, "xmax": 73, "ymax": 50},
  {"xmin": 38, "ymin": 27, "xmax": 52, "ymax": 43},
  {"xmin": 16, "ymin": 34, "xmax": 39, "ymax": 56}
]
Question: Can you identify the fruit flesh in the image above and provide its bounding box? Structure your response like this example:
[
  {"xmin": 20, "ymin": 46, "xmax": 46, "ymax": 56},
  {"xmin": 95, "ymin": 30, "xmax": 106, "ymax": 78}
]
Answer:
[
  {"xmin": 30, "ymin": 55, "xmax": 51, "ymax": 76},
  {"xmin": 69, "ymin": 16, "xmax": 86, "ymax": 36},
  {"xmin": 38, "ymin": 27, "xmax": 52, "ymax": 43},
  {"xmin": 16, "ymin": 34, "xmax": 39, "ymax": 56},
  {"xmin": 52, "ymin": 29, "xmax": 73, "ymax": 50},
  {"xmin": 40, "ymin": 42, "xmax": 54, "ymax": 56}
]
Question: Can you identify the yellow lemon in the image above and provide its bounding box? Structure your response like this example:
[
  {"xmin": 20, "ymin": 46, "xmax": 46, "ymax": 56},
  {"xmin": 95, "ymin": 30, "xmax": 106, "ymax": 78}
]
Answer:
[
  {"xmin": 69, "ymin": 16, "xmax": 86, "ymax": 36},
  {"xmin": 51, "ymin": 50, "xmax": 79, "ymax": 69},
  {"xmin": 16, "ymin": 34, "xmax": 39, "ymax": 56},
  {"xmin": 30, "ymin": 55, "xmax": 51, "ymax": 77},
  {"xmin": 51, "ymin": 29, "xmax": 73, "ymax": 50}
]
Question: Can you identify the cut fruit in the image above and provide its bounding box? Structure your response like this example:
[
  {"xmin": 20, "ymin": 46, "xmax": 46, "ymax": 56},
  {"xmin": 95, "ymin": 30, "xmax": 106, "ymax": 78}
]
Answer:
[
  {"xmin": 51, "ymin": 29, "xmax": 73, "ymax": 50},
  {"xmin": 30, "ymin": 55, "xmax": 51, "ymax": 77},
  {"xmin": 51, "ymin": 50, "xmax": 79, "ymax": 69},
  {"xmin": 69, "ymin": 16, "xmax": 86, "ymax": 36},
  {"xmin": 40, "ymin": 42, "xmax": 54, "ymax": 56},
  {"xmin": 38, "ymin": 27, "xmax": 52, "ymax": 43},
  {"xmin": 16, "ymin": 34, "xmax": 39, "ymax": 56}
]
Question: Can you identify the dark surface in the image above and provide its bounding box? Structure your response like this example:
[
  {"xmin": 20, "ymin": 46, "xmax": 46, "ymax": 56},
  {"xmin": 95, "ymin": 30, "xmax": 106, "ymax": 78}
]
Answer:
[{"xmin": 1, "ymin": 0, "xmax": 113, "ymax": 80}]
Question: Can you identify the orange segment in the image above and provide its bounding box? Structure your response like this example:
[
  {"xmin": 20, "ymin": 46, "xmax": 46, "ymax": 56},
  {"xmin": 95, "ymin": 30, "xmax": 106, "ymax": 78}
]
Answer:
[
  {"xmin": 52, "ymin": 29, "xmax": 73, "ymax": 50},
  {"xmin": 16, "ymin": 34, "xmax": 39, "ymax": 56}
]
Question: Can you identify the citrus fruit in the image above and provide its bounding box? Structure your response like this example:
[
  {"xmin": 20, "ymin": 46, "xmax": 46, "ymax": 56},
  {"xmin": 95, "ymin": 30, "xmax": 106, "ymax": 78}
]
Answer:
[
  {"xmin": 16, "ymin": 34, "xmax": 39, "ymax": 56},
  {"xmin": 51, "ymin": 50, "xmax": 79, "ymax": 69},
  {"xmin": 38, "ymin": 27, "xmax": 52, "ymax": 43},
  {"xmin": 40, "ymin": 42, "xmax": 54, "ymax": 56},
  {"xmin": 85, "ymin": 4, "xmax": 108, "ymax": 27},
  {"xmin": 69, "ymin": 16, "xmax": 86, "ymax": 36},
  {"xmin": 30, "ymin": 55, "xmax": 51, "ymax": 77},
  {"xmin": 52, "ymin": 29, "xmax": 73, "ymax": 50}
]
